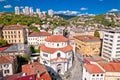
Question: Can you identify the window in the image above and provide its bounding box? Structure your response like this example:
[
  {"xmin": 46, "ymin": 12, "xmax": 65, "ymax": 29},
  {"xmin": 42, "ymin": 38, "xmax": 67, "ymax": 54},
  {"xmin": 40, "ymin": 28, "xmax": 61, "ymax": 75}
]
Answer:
[
  {"xmin": 92, "ymin": 74, "xmax": 95, "ymax": 77},
  {"xmin": 57, "ymin": 53, "xmax": 61, "ymax": 57},
  {"xmin": 97, "ymin": 74, "xmax": 99, "ymax": 76},
  {"xmin": 43, "ymin": 53, "xmax": 48, "ymax": 57},
  {"xmin": 57, "ymin": 44, "xmax": 59, "ymax": 47},
  {"xmin": 101, "ymin": 74, "xmax": 103, "ymax": 76}
]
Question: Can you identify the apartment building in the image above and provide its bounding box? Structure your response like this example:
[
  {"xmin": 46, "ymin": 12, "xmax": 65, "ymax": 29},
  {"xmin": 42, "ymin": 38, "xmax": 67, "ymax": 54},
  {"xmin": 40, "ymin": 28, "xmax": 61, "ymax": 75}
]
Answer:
[
  {"xmin": 2, "ymin": 25, "xmax": 29, "ymax": 44},
  {"xmin": 74, "ymin": 35, "xmax": 101, "ymax": 56},
  {"xmin": 102, "ymin": 30, "xmax": 120, "ymax": 61},
  {"xmin": 28, "ymin": 32, "xmax": 51, "ymax": 47},
  {"xmin": 0, "ymin": 55, "xmax": 17, "ymax": 77}
]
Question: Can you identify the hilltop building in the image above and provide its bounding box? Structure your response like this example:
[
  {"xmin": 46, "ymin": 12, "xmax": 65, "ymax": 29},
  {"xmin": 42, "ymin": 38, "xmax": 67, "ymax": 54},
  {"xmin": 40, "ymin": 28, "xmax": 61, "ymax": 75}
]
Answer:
[
  {"xmin": 48, "ymin": 9, "xmax": 54, "ymax": 17},
  {"xmin": 15, "ymin": 6, "xmax": 20, "ymax": 15}
]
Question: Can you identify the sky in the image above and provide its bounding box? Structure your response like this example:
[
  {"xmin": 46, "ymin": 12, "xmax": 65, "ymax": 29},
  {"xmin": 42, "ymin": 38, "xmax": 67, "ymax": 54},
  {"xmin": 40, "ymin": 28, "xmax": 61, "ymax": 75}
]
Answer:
[{"xmin": 0, "ymin": 0, "xmax": 119, "ymax": 15}]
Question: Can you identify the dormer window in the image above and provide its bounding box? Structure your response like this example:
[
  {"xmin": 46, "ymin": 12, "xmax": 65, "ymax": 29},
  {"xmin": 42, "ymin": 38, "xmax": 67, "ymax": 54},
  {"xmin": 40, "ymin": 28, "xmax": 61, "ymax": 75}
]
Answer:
[{"xmin": 57, "ymin": 53, "xmax": 61, "ymax": 57}]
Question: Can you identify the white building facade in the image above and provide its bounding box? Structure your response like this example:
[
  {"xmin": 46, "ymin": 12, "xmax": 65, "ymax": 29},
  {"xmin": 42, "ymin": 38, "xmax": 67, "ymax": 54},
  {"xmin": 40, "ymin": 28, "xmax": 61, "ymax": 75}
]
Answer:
[
  {"xmin": 28, "ymin": 32, "xmax": 51, "ymax": 47},
  {"xmin": 15, "ymin": 6, "xmax": 20, "ymax": 15},
  {"xmin": 40, "ymin": 35, "xmax": 73, "ymax": 75},
  {"xmin": 102, "ymin": 30, "xmax": 120, "ymax": 61},
  {"xmin": 0, "ymin": 55, "xmax": 17, "ymax": 77}
]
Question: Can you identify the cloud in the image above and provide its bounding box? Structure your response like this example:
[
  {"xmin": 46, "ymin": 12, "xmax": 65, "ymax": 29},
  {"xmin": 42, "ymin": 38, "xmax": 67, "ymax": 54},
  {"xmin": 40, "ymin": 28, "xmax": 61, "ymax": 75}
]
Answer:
[
  {"xmin": 109, "ymin": 9, "xmax": 119, "ymax": 12},
  {"xmin": 0, "ymin": 0, "xmax": 5, "ymax": 2},
  {"xmin": 4, "ymin": 5, "xmax": 12, "ymax": 9},
  {"xmin": 80, "ymin": 7, "xmax": 88, "ymax": 11},
  {"xmin": 54, "ymin": 10, "xmax": 80, "ymax": 16}
]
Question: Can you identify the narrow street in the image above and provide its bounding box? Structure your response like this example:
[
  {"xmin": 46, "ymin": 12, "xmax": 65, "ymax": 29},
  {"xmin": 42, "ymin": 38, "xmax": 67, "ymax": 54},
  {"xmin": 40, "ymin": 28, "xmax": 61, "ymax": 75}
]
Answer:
[{"xmin": 63, "ymin": 53, "xmax": 83, "ymax": 80}]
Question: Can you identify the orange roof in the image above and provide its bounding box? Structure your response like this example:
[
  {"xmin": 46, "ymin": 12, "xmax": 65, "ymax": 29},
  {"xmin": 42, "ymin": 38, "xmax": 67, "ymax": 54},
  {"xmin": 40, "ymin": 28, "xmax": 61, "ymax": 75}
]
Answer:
[
  {"xmin": 40, "ymin": 45, "xmax": 72, "ymax": 53},
  {"xmin": 0, "ymin": 55, "xmax": 16, "ymax": 64},
  {"xmin": 45, "ymin": 35, "xmax": 68, "ymax": 42},
  {"xmin": 22, "ymin": 62, "xmax": 51, "ymax": 80},
  {"xmin": 3, "ymin": 25, "xmax": 28, "ymax": 30},
  {"xmin": 99, "ymin": 62, "xmax": 120, "ymax": 72},
  {"xmin": 28, "ymin": 32, "xmax": 51, "ymax": 37},
  {"xmin": 74, "ymin": 35, "xmax": 100, "ymax": 42},
  {"xmin": 84, "ymin": 64, "xmax": 104, "ymax": 73},
  {"xmin": 0, "ymin": 44, "xmax": 12, "ymax": 52}
]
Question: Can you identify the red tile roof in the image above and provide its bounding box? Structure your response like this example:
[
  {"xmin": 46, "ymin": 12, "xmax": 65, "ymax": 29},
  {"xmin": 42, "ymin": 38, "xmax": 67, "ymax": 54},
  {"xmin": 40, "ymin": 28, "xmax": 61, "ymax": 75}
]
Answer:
[
  {"xmin": 99, "ymin": 62, "xmax": 120, "ymax": 72},
  {"xmin": 22, "ymin": 62, "xmax": 51, "ymax": 80},
  {"xmin": 74, "ymin": 35, "xmax": 100, "ymax": 42},
  {"xmin": 84, "ymin": 64, "xmax": 104, "ymax": 73},
  {"xmin": 0, "ymin": 55, "xmax": 15, "ymax": 64},
  {"xmin": 45, "ymin": 35, "xmax": 68, "ymax": 42},
  {"xmin": 3, "ymin": 25, "xmax": 28, "ymax": 30},
  {"xmin": 0, "ymin": 44, "xmax": 12, "ymax": 52},
  {"xmin": 40, "ymin": 45, "xmax": 72, "ymax": 53},
  {"xmin": 3, "ymin": 73, "xmax": 36, "ymax": 80},
  {"xmin": 28, "ymin": 32, "xmax": 52, "ymax": 37}
]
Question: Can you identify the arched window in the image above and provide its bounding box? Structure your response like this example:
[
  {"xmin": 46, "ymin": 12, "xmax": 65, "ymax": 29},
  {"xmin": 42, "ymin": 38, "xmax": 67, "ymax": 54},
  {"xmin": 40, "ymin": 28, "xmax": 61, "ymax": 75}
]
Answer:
[{"xmin": 57, "ymin": 53, "xmax": 61, "ymax": 57}]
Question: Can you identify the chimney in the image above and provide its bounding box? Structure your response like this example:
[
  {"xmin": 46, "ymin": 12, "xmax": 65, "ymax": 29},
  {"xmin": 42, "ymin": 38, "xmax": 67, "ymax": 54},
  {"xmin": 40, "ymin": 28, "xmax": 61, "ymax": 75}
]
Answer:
[{"xmin": 37, "ymin": 70, "xmax": 40, "ymax": 78}]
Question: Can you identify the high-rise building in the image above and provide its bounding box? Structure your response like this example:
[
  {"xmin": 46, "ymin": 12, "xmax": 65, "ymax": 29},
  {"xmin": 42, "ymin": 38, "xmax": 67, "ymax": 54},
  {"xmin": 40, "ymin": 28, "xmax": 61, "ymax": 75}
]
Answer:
[
  {"xmin": 36, "ymin": 8, "xmax": 40, "ymax": 14},
  {"xmin": 24, "ymin": 6, "xmax": 30, "ymax": 15},
  {"xmin": 15, "ymin": 6, "xmax": 20, "ymax": 15},
  {"xmin": 102, "ymin": 30, "xmax": 120, "ymax": 61},
  {"xmin": 29, "ymin": 7, "xmax": 34, "ymax": 15},
  {"xmin": 48, "ymin": 9, "xmax": 54, "ymax": 17}
]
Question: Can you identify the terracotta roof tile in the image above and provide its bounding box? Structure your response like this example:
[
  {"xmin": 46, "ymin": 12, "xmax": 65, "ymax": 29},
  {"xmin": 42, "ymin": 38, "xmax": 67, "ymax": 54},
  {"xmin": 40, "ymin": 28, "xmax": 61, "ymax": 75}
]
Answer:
[
  {"xmin": 3, "ymin": 25, "xmax": 28, "ymax": 30},
  {"xmin": 45, "ymin": 35, "xmax": 68, "ymax": 42},
  {"xmin": 84, "ymin": 64, "xmax": 104, "ymax": 73},
  {"xmin": 40, "ymin": 45, "xmax": 72, "ymax": 53},
  {"xmin": 0, "ymin": 44, "xmax": 12, "ymax": 52},
  {"xmin": 22, "ymin": 62, "xmax": 51, "ymax": 80},
  {"xmin": 99, "ymin": 62, "xmax": 120, "ymax": 72},
  {"xmin": 0, "ymin": 55, "xmax": 15, "ymax": 64},
  {"xmin": 74, "ymin": 35, "xmax": 100, "ymax": 42},
  {"xmin": 28, "ymin": 32, "xmax": 51, "ymax": 37}
]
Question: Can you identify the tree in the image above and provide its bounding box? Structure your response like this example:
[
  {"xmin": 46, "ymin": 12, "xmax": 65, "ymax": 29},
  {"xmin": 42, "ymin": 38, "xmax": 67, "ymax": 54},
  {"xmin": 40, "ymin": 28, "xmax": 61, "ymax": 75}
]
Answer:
[
  {"xmin": 30, "ymin": 45, "xmax": 35, "ymax": 53},
  {"xmin": 94, "ymin": 30, "xmax": 100, "ymax": 38},
  {"xmin": 0, "ymin": 39, "xmax": 8, "ymax": 47}
]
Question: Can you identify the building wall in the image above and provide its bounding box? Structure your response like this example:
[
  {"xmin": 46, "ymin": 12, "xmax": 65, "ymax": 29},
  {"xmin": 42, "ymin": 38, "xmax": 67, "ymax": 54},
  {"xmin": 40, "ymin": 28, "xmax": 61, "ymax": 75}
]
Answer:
[
  {"xmin": 28, "ymin": 36, "xmax": 48, "ymax": 46},
  {"xmin": 40, "ymin": 50, "xmax": 73, "ymax": 75},
  {"xmin": 74, "ymin": 38, "xmax": 101, "ymax": 56},
  {"xmin": 82, "ymin": 67, "xmax": 105, "ymax": 80},
  {"xmin": 45, "ymin": 42, "xmax": 68, "ymax": 48},
  {"xmin": 105, "ymin": 72, "xmax": 120, "ymax": 80},
  {"xmin": 2, "ymin": 29, "xmax": 27, "ymax": 44},
  {"xmin": 1, "ymin": 63, "xmax": 13, "ymax": 76},
  {"xmin": 102, "ymin": 31, "xmax": 120, "ymax": 61}
]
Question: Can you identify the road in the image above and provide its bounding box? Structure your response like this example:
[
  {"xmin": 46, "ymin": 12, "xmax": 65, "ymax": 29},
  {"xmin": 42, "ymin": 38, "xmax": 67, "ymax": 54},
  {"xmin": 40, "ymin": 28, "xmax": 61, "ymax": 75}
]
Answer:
[{"xmin": 63, "ymin": 53, "xmax": 83, "ymax": 80}]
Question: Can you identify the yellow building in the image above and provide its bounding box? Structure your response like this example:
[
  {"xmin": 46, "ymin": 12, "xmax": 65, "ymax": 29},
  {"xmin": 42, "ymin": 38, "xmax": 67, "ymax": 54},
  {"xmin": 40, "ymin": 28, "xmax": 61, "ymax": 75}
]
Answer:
[
  {"xmin": 2, "ymin": 25, "xmax": 29, "ymax": 44},
  {"xmin": 74, "ymin": 35, "xmax": 101, "ymax": 56}
]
